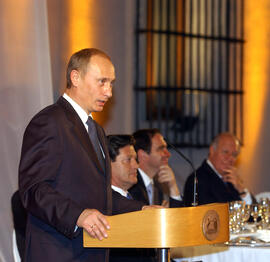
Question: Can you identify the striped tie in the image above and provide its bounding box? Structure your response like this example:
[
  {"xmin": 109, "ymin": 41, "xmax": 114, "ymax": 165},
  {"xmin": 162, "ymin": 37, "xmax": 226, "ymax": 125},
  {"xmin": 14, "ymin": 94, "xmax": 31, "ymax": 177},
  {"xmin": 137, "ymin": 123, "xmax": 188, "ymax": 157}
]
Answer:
[{"xmin": 86, "ymin": 117, "xmax": 104, "ymax": 170}]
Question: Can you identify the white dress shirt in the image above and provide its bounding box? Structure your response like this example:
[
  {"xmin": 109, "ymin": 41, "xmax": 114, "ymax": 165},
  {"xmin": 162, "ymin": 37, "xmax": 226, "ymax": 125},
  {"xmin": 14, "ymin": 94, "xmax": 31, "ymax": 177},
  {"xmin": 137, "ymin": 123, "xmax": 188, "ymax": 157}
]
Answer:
[
  {"xmin": 111, "ymin": 185, "xmax": 129, "ymax": 198},
  {"xmin": 63, "ymin": 93, "xmax": 105, "ymax": 157}
]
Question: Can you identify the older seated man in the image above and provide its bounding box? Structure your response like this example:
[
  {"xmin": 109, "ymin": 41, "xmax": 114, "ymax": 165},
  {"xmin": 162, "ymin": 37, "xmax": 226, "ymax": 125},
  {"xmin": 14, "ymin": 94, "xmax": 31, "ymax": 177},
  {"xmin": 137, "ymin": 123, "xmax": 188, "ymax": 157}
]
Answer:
[{"xmin": 184, "ymin": 132, "xmax": 255, "ymax": 206}]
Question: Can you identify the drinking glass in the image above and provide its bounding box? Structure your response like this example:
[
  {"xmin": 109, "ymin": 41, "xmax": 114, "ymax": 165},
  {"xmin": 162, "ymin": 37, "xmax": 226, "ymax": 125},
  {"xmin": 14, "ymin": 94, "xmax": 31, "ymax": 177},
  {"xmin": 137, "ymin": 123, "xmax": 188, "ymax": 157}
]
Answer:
[
  {"xmin": 229, "ymin": 201, "xmax": 244, "ymax": 233},
  {"xmin": 259, "ymin": 199, "xmax": 270, "ymax": 229},
  {"xmin": 251, "ymin": 204, "xmax": 260, "ymax": 224},
  {"xmin": 240, "ymin": 204, "xmax": 251, "ymax": 232}
]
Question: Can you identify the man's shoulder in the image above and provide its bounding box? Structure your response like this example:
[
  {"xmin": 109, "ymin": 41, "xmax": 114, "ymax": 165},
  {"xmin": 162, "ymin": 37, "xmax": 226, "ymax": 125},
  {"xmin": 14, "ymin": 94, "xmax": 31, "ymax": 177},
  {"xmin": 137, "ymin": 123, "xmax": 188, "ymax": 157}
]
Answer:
[
  {"xmin": 23, "ymin": 98, "xmax": 71, "ymax": 136},
  {"xmin": 193, "ymin": 160, "xmax": 222, "ymax": 187},
  {"xmin": 186, "ymin": 160, "xmax": 213, "ymax": 183},
  {"xmin": 31, "ymin": 97, "xmax": 76, "ymax": 122},
  {"xmin": 196, "ymin": 160, "xmax": 212, "ymax": 175},
  {"xmin": 30, "ymin": 98, "xmax": 63, "ymax": 118}
]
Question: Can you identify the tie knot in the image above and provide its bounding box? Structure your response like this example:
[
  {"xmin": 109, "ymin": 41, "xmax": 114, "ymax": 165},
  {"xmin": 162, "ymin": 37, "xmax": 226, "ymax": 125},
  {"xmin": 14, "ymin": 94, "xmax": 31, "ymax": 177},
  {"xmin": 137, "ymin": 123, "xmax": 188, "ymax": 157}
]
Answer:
[
  {"xmin": 127, "ymin": 192, "xmax": 133, "ymax": 200},
  {"xmin": 86, "ymin": 117, "xmax": 97, "ymax": 135},
  {"xmin": 86, "ymin": 116, "xmax": 94, "ymax": 128}
]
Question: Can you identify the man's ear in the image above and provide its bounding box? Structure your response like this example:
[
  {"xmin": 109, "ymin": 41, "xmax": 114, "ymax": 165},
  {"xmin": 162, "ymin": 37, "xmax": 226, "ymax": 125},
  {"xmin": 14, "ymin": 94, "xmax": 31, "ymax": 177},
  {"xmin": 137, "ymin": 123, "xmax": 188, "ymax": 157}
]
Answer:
[
  {"xmin": 137, "ymin": 149, "xmax": 148, "ymax": 162},
  {"xmin": 70, "ymin": 70, "xmax": 80, "ymax": 87},
  {"xmin": 209, "ymin": 145, "xmax": 214, "ymax": 158}
]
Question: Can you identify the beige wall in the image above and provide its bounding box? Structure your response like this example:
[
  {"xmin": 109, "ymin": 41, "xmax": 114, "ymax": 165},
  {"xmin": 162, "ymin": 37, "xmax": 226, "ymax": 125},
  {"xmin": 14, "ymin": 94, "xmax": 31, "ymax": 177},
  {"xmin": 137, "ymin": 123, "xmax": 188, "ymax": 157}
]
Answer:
[
  {"xmin": 47, "ymin": 0, "xmax": 136, "ymax": 133},
  {"xmin": 0, "ymin": 1, "xmax": 53, "ymax": 260},
  {"xmin": 238, "ymin": 0, "xmax": 270, "ymax": 194}
]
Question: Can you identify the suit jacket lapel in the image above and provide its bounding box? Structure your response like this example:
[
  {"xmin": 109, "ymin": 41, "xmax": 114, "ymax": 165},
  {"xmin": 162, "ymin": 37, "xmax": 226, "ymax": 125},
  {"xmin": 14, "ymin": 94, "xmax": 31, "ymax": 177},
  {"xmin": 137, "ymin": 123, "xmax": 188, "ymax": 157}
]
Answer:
[
  {"xmin": 95, "ymin": 123, "xmax": 113, "ymax": 212},
  {"xmin": 204, "ymin": 161, "xmax": 240, "ymax": 201},
  {"xmin": 93, "ymin": 120, "xmax": 107, "ymax": 173},
  {"xmin": 56, "ymin": 97, "xmax": 105, "ymax": 174},
  {"xmin": 136, "ymin": 171, "xmax": 150, "ymax": 204}
]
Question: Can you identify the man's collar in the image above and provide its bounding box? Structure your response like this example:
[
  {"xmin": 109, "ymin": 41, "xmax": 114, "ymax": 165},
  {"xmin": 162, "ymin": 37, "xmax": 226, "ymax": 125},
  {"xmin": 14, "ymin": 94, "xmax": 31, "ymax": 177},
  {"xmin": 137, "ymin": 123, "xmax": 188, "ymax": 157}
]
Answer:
[
  {"xmin": 111, "ymin": 185, "xmax": 128, "ymax": 197},
  {"xmin": 206, "ymin": 159, "xmax": 223, "ymax": 179},
  {"xmin": 138, "ymin": 168, "xmax": 153, "ymax": 187},
  {"xmin": 63, "ymin": 93, "xmax": 92, "ymax": 125}
]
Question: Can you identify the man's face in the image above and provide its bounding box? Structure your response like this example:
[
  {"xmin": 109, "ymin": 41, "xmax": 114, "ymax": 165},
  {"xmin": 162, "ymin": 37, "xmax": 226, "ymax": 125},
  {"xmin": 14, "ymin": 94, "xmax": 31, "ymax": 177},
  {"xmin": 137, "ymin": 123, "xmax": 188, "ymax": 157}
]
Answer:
[
  {"xmin": 73, "ymin": 55, "xmax": 115, "ymax": 114},
  {"xmin": 111, "ymin": 145, "xmax": 139, "ymax": 191},
  {"xmin": 146, "ymin": 133, "xmax": 171, "ymax": 174},
  {"xmin": 209, "ymin": 136, "xmax": 240, "ymax": 176}
]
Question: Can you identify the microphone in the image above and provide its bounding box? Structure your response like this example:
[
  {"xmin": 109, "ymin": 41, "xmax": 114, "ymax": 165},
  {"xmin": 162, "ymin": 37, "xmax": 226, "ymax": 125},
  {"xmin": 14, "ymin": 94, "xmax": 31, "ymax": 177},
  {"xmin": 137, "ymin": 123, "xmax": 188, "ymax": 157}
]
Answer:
[{"xmin": 165, "ymin": 139, "xmax": 198, "ymax": 206}]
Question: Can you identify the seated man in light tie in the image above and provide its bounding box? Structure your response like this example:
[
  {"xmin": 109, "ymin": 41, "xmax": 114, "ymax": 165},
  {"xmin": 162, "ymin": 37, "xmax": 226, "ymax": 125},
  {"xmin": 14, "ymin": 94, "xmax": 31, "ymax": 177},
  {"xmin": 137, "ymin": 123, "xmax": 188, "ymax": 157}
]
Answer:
[
  {"xmin": 108, "ymin": 134, "xmax": 156, "ymax": 262},
  {"xmin": 129, "ymin": 128, "xmax": 184, "ymax": 208},
  {"xmin": 184, "ymin": 132, "xmax": 256, "ymax": 206}
]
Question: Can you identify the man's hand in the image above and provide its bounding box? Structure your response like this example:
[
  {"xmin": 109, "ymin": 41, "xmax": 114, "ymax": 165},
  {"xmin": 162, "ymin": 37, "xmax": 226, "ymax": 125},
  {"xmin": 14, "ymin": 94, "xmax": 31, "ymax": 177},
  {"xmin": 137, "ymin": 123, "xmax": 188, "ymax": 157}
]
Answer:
[
  {"xmin": 142, "ymin": 205, "xmax": 163, "ymax": 210},
  {"xmin": 157, "ymin": 165, "xmax": 180, "ymax": 197},
  {"xmin": 77, "ymin": 209, "xmax": 110, "ymax": 240},
  {"xmin": 222, "ymin": 167, "xmax": 245, "ymax": 193}
]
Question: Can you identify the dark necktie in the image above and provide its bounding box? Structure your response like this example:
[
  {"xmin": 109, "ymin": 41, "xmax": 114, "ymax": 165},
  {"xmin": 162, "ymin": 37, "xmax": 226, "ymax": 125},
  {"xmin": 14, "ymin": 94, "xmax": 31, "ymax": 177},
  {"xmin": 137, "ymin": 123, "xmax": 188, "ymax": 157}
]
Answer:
[
  {"xmin": 127, "ymin": 192, "xmax": 133, "ymax": 200},
  {"xmin": 86, "ymin": 116, "xmax": 104, "ymax": 170}
]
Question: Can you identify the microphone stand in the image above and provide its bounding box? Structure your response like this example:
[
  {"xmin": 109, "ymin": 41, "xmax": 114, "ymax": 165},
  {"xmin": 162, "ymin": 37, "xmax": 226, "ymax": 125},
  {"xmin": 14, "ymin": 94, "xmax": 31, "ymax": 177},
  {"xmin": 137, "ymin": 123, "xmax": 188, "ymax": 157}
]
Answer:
[
  {"xmin": 165, "ymin": 140, "xmax": 198, "ymax": 207},
  {"xmin": 156, "ymin": 139, "xmax": 198, "ymax": 262},
  {"xmin": 157, "ymin": 138, "xmax": 198, "ymax": 262}
]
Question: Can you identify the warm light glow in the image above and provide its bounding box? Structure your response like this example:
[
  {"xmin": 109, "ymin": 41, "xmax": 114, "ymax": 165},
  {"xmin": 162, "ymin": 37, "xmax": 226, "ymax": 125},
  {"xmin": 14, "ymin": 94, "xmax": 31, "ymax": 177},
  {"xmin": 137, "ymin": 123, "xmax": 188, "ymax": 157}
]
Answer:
[
  {"xmin": 240, "ymin": 1, "xmax": 270, "ymax": 186},
  {"xmin": 68, "ymin": 0, "xmax": 92, "ymax": 53},
  {"xmin": 160, "ymin": 208, "xmax": 167, "ymax": 247},
  {"xmin": 67, "ymin": 0, "xmax": 106, "ymax": 123}
]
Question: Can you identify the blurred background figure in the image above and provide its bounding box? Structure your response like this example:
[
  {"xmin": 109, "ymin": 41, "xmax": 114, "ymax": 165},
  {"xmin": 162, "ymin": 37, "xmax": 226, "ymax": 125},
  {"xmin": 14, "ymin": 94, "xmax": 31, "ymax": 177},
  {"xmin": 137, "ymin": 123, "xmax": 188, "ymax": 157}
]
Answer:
[
  {"xmin": 184, "ymin": 132, "xmax": 256, "ymax": 206},
  {"xmin": 108, "ymin": 134, "xmax": 154, "ymax": 262},
  {"xmin": 129, "ymin": 128, "xmax": 183, "ymax": 208},
  {"xmin": 108, "ymin": 135, "xmax": 139, "ymax": 199}
]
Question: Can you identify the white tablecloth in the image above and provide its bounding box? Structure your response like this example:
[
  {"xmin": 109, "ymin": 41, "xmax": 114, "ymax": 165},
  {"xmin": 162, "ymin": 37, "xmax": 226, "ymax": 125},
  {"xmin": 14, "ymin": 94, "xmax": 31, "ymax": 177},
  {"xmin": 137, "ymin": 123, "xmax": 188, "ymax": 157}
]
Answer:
[
  {"xmin": 172, "ymin": 244, "xmax": 270, "ymax": 262},
  {"xmin": 172, "ymin": 228, "xmax": 270, "ymax": 262}
]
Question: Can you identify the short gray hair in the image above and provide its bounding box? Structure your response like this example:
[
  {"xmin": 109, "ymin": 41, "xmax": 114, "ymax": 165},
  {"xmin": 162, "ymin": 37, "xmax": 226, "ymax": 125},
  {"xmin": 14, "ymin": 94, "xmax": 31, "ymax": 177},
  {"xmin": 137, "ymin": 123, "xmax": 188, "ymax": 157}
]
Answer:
[{"xmin": 211, "ymin": 132, "xmax": 240, "ymax": 153}]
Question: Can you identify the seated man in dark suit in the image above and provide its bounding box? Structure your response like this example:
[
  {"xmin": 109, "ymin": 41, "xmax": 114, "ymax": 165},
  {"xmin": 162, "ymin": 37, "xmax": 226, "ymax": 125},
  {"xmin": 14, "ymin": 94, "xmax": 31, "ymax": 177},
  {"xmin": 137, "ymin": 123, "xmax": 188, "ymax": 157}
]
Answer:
[
  {"xmin": 129, "ymin": 128, "xmax": 183, "ymax": 208},
  {"xmin": 184, "ymin": 132, "xmax": 254, "ymax": 206},
  {"xmin": 108, "ymin": 135, "xmax": 139, "ymax": 200},
  {"xmin": 108, "ymin": 134, "xmax": 155, "ymax": 262}
]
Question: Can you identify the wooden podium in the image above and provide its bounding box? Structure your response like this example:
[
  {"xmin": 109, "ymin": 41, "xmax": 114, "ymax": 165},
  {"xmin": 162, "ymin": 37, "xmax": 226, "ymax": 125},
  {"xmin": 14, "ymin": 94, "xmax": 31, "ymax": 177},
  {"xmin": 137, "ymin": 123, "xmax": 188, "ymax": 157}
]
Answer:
[{"xmin": 84, "ymin": 203, "xmax": 229, "ymax": 262}]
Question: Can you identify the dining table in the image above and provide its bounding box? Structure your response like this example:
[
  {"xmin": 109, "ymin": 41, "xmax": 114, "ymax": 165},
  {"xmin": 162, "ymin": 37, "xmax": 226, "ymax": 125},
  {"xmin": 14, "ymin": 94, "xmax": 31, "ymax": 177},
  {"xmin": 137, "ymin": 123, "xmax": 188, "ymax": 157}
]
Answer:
[{"xmin": 172, "ymin": 228, "xmax": 270, "ymax": 262}]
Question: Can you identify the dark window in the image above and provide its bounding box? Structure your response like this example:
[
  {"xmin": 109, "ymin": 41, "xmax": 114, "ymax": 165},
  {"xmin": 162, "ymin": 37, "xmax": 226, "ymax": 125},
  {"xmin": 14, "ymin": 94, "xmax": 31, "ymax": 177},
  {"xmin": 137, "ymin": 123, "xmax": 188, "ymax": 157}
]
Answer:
[{"xmin": 134, "ymin": 0, "xmax": 244, "ymax": 147}]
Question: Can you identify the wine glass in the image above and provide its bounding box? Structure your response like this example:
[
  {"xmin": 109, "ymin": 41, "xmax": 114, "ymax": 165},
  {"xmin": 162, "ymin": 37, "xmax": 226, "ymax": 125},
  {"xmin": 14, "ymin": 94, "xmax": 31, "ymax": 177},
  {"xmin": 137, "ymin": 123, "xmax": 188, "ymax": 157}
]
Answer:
[
  {"xmin": 229, "ymin": 201, "xmax": 244, "ymax": 233},
  {"xmin": 240, "ymin": 204, "xmax": 251, "ymax": 232},
  {"xmin": 259, "ymin": 199, "xmax": 270, "ymax": 229},
  {"xmin": 251, "ymin": 204, "xmax": 260, "ymax": 225},
  {"xmin": 260, "ymin": 198, "xmax": 269, "ymax": 206}
]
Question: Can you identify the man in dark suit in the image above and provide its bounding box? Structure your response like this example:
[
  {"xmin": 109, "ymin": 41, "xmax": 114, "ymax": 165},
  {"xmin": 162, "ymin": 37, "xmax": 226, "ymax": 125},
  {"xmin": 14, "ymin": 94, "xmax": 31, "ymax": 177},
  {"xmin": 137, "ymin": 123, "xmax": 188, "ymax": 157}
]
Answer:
[
  {"xmin": 129, "ymin": 129, "xmax": 183, "ymax": 208},
  {"xmin": 108, "ymin": 134, "xmax": 155, "ymax": 262},
  {"xmin": 108, "ymin": 135, "xmax": 139, "ymax": 200},
  {"xmin": 184, "ymin": 133, "xmax": 254, "ymax": 206},
  {"xmin": 19, "ymin": 48, "xmax": 144, "ymax": 262}
]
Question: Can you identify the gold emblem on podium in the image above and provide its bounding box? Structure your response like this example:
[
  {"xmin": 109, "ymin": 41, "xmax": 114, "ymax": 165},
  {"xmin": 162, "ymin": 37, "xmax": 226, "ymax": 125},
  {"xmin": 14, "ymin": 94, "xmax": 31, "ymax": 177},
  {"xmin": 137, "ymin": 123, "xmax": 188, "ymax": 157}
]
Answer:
[{"xmin": 202, "ymin": 210, "xmax": 220, "ymax": 241}]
